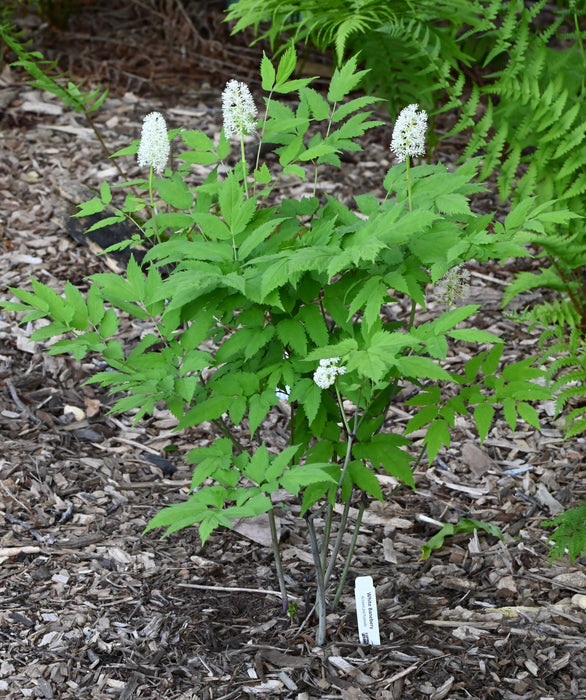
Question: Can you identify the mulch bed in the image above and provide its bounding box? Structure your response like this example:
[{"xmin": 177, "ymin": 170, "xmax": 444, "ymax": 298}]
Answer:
[{"xmin": 1, "ymin": 3, "xmax": 585, "ymax": 698}]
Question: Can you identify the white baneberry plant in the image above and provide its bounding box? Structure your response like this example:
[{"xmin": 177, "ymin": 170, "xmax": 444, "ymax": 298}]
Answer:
[{"xmin": 2, "ymin": 48, "xmax": 556, "ymax": 645}]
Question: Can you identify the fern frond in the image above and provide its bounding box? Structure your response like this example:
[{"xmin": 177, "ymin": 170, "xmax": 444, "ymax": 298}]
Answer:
[
  {"xmin": 530, "ymin": 300, "xmax": 582, "ymax": 338},
  {"xmin": 554, "ymin": 375, "xmax": 586, "ymax": 407},
  {"xmin": 543, "ymin": 498, "xmax": 586, "ymax": 562},
  {"xmin": 478, "ymin": 122, "xmax": 508, "ymax": 181},
  {"xmin": 526, "ymin": 0, "xmax": 547, "ymax": 22},
  {"xmin": 498, "ymin": 143, "xmax": 522, "ymax": 201},
  {"xmin": 564, "ymin": 408, "xmax": 586, "ymax": 438},
  {"xmin": 482, "ymin": 1, "xmax": 518, "ymax": 66},
  {"xmin": 562, "ymin": 174, "xmax": 586, "ymax": 201}
]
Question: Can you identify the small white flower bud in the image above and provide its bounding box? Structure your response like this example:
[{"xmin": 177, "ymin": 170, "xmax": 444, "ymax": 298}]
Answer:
[
  {"xmin": 390, "ymin": 104, "xmax": 428, "ymax": 163},
  {"xmin": 137, "ymin": 112, "xmax": 170, "ymax": 175}
]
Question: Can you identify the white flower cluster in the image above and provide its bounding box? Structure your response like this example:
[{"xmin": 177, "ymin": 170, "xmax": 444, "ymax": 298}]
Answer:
[
  {"xmin": 313, "ymin": 357, "xmax": 346, "ymax": 390},
  {"xmin": 436, "ymin": 264, "xmax": 471, "ymax": 307},
  {"xmin": 390, "ymin": 104, "xmax": 428, "ymax": 163},
  {"xmin": 137, "ymin": 112, "xmax": 170, "ymax": 175},
  {"xmin": 222, "ymin": 79, "xmax": 258, "ymax": 138}
]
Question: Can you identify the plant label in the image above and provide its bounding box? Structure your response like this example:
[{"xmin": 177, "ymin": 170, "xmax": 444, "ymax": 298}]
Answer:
[{"xmin": 354, "ymin": 575, "xmax": 380, "ymax": 645}]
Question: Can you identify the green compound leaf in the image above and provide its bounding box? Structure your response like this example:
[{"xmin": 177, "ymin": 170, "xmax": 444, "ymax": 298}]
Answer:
[
  {"xmin": 448, "ymin": 329, "xmax": 503, "ymax": 344},
  {"xmin": 395, "ymin": 356, "xmax": 451, "ymax": 381},
  {"xmin": 289, "ymin": 378, "xmax": 323, "ymax": 426},
  {"xmin": 74, "ymin": 196, "xmax": 105, "ymax": 217},
  {"xmin": 260, "ymin": 51, "xmax": 276, "ymax": 91},
  {"xmin": 423, "ymin": 418, "xmax": 451, "ymax": 463},
  {"xmin": 348, "ymin": 460, "xmax": 383, "ymax": 501},
  {"xmin": 248, "ymin": 389, "xmax": 279, "ymax": 437},
  {"xmin": 276, "ymin": 318, "xmax": 308, "ymax": 356},
  {"xmin": 177, "ymin": 394, "xmax": 233, "ymax": 430},
  {"xmin": 238, "ymin": 218, "xmax": 285, "ymax": 259},
  {"xmin": 405, "ymin": 404, "xmax": 438, "ymax": 435},
  {"xmin": 253, "ymin": 162, "xmax": 272, "ymax": 185},
  {"xmin": 275, "ymin": 44, "xmax": 297, "ymax": 86},
  {"xmin": 300, "ymin": 87, "xmax": 331, "ymax": 120},
  {"xmin": 86, "ymin": 284, "xmax": 105, "ymax": 326},
  {"xmin": 181, "ymin": 129, "xmax": 215, "ymax": 151},
  {"xmin": 155, "ymin": 173, "xmax": 193, "ymax": 210},
  {"xmin": 99, "ymin": 307, "xmax": 119, "ymax": 339},
  {"xmin": 280, "ymin": 462, "xmax": 339, "ymax": 497},
  {"xmin": 473, "ymin": 402, "xmax": 495, "ymax": 443},
  {"xmin": 297, "ymin": 304, "xmax": 329, "ymax": 347},
  {"xmin": 264, "ymin": 444, "xmax": 301, "ymax": 483},
  {"xmin": 517, "ymin": 401, "xmax": 540, "ymax": 429},
  {"xmin": 353, "ymin": 434, "xmax": 414, "ymax": 489},
  {"xmin": 143, "ymin": 498, "xmax": 212, "ymax": 537},
  {"xmin": 327, "ymin": 55, "xmax": 368, "ymax": 103},
  {"xmin": 306, "ymin": 339, "xmax": 358, "ymax": 362},
  {"xmin": 420, "ymin": 519, "xmax": 504, "ymax": 560},
  {"xmin": 243, "ymin": 444, "xmax": 270, "ymax": 485},
  {"xmin": 185, "ymin": 439, "xmax": 233, "ymax": 486},
  {"xmin": 481, "ymin": 344, "xmax": 504, "ymax": 375}
]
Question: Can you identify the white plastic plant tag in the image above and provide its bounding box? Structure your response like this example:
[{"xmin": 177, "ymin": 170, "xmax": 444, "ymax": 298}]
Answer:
[{"xmin": 355, "ymin": 575, "xmax": 380, "ymax": 645}]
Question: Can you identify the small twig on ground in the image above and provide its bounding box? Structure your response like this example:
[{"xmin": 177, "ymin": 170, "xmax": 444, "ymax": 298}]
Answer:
[
  {"xmin": 5, "ymin": 378, "xmax": 40, "ymax": 423},
  {"xmin": 176, "ymin": 582, "xmax": 301, "ymax": 602}
]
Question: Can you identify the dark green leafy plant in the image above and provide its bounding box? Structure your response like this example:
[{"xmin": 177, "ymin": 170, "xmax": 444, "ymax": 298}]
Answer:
[
  {"xmin": 0, "ymin": 46, "xmax": 566, "ymax": 644},
  {"xmin": 0, "ymin": 22, "xmax": 112, "ymax": 161},
  {"xmin": 543, "ymin": 499, "xmax": 586, "ymax": 563},
  {"xmin": 420, "ymin": 518, "xmax": 504, "ymax": 560}
]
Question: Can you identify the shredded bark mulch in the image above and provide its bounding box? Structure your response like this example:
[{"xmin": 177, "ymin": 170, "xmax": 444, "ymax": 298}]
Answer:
[{"xmin": 1, "ymin": 3, "xmax": 585, "ymax": 698}]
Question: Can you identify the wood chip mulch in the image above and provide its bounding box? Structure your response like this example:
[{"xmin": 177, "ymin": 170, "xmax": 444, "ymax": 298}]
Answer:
[{"xmin": 1, "ymin": 3, "xmax": 585, "ymax": 699}]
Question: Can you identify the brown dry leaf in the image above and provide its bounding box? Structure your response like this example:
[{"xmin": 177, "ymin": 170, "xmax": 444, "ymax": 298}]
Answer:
[{"xmin": 461, "ymin": 441, "xmax": 496, "ymax": 476}]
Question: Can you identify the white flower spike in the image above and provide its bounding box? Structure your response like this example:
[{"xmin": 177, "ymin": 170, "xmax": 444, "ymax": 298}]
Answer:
[
  {"xmin": 137, "ymin": 112, "xmax": 170, "ymax": 175},
  {"xmin": 436, "ymin": 264, "xmax": 471, "ymax": 307},
  {"xmin": 313, "ymin": 357, "xmax": 346, "ymax": 390},
  {"xmin": 390, "ymin": 104, "xmax": 428, "ymax": 163},
  {"xmin": 222, "ymin": 79, "xmax": 258, "ymax": 138}
]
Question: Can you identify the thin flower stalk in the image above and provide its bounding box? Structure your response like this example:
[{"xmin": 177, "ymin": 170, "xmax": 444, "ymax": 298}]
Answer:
[
  {"xmin": 323, "ymin": 385, "xmax": 360, "ymax": 589},
  {"xmin": 391, "ymin": 105, "xmax": 428, "ymax": 326},
  {"xmin": 324, "ymin": 497, "xmax": 352, "ymax": 587},
  {"xmin": 320, "ymin": 507, "xmax": 333, "ymax": 571},
  {"xmin": 268, "ymin": 507, "xmax": 289, "ymax": 611},
  {"xmin": 333, "ymin": 497, "xmax": 366, "ymax": 608},
  {"xmin": 306, "ymin": 513, "xmax": 328, "ymax": 646}
]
